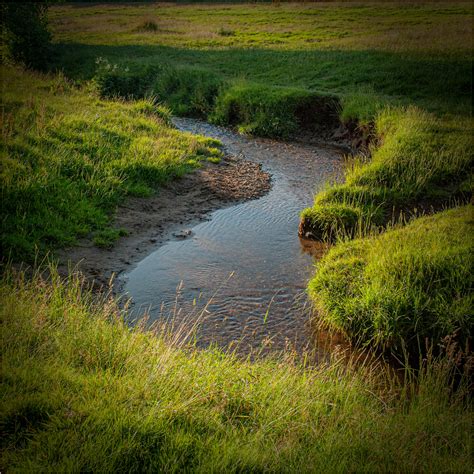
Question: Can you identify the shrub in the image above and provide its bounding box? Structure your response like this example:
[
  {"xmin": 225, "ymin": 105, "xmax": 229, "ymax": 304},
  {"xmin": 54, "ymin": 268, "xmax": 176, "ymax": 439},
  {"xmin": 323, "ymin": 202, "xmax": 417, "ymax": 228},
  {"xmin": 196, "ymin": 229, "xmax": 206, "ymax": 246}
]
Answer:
[
  {"xmin": 137, "ymin": 20, "xmax": 159, "ymax": 32},
  {"xmin": 1, "ymin": 2, "xmax": 52, "ymax": 70},
  {"xmin": 218, "ymin": 27, "xmax": 236, "ymax": 37}
]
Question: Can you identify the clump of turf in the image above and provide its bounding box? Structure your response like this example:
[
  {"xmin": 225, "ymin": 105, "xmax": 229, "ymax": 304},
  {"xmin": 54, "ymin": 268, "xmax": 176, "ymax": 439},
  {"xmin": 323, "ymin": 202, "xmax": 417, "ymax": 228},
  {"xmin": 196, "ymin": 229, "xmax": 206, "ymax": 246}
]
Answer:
[
  {"xmin": 152, "ymin": 67, "xmax": 224, "ymax": 118},
  {"xmin": 308, "ymin": 205, "xmax": 473, "ymax": 356}
]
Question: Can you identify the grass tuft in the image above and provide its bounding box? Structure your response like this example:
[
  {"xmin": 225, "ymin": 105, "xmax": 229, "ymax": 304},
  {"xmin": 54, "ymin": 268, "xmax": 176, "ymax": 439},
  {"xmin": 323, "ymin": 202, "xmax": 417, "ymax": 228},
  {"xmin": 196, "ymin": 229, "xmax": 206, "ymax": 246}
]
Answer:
[{"xmin": 308, "ymin": 205, "xmax": 473, "ymax": 355}]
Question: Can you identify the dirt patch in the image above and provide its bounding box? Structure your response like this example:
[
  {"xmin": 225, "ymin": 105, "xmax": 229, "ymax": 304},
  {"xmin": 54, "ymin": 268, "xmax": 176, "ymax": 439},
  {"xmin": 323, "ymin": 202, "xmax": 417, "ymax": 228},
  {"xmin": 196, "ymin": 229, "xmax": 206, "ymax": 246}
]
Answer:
[{"xmin": 57, "ymin": 154, "xmax": 271, "ymax": 289}]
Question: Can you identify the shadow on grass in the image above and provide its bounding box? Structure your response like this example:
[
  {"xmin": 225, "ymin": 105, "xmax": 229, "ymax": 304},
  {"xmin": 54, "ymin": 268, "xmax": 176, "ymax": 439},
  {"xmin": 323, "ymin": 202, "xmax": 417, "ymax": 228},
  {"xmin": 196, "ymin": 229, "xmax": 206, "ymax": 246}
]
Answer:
[{"xmin": 51, "ymin": 42, "xmax": 472, "ymax": 115}]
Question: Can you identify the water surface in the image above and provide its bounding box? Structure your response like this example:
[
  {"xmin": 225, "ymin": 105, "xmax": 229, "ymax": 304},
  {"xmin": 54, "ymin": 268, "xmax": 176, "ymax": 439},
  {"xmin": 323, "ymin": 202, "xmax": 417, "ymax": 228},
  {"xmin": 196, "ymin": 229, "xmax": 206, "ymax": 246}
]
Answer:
[{"xmin": 122, "ymin": 118, "xmax": 343, "ymax": 354}]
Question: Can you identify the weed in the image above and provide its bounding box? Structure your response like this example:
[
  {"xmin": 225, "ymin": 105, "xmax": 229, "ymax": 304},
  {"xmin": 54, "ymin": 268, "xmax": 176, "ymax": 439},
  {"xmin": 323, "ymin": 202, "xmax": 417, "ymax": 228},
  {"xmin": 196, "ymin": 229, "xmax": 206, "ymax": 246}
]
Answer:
[
  {"xmin": 137, "ymin": 20, "xmax": 159, "ymax": 33},
  {"xmin": 218, "ymin": 27, "xmax": 235, "ymax": 37},
  {"xmin": 93, "ymin": 228, "xmax": 128, "ymax": 249}
]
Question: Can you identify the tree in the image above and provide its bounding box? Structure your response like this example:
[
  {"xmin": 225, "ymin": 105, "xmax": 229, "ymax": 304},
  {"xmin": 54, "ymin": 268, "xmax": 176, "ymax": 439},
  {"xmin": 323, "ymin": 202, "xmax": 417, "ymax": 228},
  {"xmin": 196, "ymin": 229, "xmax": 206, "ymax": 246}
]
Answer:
[{"xmin": 2, "ymin": 2, "xmax": 52, "ymax": 70}]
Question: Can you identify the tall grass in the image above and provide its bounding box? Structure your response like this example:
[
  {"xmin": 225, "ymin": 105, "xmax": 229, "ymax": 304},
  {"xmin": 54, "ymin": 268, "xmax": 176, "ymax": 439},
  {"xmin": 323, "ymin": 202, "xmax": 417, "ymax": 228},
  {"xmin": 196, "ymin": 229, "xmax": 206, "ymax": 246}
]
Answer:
[
  {"xmin": 95, "ymin": 62, "xmax": 340, "ymax": 138},
  {"xmin": 0, "ymin": 66, "xmax": 222, "ymax": 261},
  {"xmin": 1, "ymin": 266, "xmax": 472, "ymax": 472},
  {"xmin": 300, "ymin": 107, "xmax": 473, "ymax": 239}
]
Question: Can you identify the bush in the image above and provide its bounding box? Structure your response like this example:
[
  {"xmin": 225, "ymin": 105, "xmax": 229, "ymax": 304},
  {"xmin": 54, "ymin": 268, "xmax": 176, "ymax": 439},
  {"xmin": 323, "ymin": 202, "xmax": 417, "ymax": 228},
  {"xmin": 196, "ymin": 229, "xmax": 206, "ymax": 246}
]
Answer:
[
  {"xmin": 1, "ymin": 2, "xmax": 52, "ymax": 70},
  {"xmin": 152, "ymin": 67, "xmax": 224, "ymax": 118}
]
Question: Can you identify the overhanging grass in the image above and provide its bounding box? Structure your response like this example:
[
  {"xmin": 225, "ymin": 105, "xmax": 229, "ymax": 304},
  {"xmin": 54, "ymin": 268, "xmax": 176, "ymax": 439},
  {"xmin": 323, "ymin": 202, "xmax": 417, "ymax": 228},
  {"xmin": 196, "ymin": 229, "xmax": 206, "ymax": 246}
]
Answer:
[
  {"xmin": 308, "ymin": 205, "xmax": 473, "ymax": 355},
  {"xmin": 300, "ymin": 107, "xmax": 473, "ymax": 239},
  {"xmin": 0, "ymin": 66, "xmax": 222, "ymax": 261},
  {"xmin": 1, "ymin": 267, "xmax": 472, "ymax": 472},
  {"xmin": 210, "ymin": 81, "xmax": 339, "ymax": 138},
  {"xmin": 95, "ymin": 61, "xmax": 340, "ymax": 139}
]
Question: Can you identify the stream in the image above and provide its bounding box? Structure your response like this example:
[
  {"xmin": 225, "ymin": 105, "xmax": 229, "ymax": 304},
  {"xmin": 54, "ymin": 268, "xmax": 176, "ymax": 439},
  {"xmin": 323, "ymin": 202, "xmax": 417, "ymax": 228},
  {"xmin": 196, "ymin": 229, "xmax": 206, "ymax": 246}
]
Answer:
[{"xmin": 120, "ymin": 118, "xmax": 344, "ymax": 356}]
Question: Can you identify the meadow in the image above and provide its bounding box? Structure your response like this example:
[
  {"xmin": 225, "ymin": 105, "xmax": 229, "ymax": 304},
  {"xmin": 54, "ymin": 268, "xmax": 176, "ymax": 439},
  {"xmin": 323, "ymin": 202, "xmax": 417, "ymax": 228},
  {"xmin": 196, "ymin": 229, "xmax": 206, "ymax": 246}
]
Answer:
[{"xmin": 1, "ymin": 1, "xmax": 473, "ymax": 471}]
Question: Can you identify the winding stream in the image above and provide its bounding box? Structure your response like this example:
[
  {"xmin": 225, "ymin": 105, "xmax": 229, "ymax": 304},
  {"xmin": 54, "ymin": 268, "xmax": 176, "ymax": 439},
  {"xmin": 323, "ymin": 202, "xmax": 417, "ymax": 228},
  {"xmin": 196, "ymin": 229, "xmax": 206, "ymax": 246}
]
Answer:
[{"xmin": 121, "ymin": 118, "xmax": 343, "ymax": 355}]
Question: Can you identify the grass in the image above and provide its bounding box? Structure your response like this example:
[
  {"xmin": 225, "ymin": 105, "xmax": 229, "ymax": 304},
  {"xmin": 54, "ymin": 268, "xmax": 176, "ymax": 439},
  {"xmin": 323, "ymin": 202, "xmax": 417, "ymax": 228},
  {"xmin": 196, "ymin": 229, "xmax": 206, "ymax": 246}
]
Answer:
[
  {"xmin": 308, "ymin": 205, "xmax": 473, "ymax": 355},
  {"xmin": 94, "ymin": 60, "xmax": 340, "ymax": 138},
  {"xmin": 0, "ymin": 66, "xmax": 222, "ymax": 261},
  {"xmin": 48, "ymin": 2, "xmax": 472, "ymax": 117},
  {"xmin": 300, "ymin": 107, "xmax": 473, "ymax": 240},
  {"xmin": 1, "ymin": 266, "xmax": 472, "ymax": 472},
  {"xmin": 1, "ymin": 3, "xmax": 473, "ymax": 470}
]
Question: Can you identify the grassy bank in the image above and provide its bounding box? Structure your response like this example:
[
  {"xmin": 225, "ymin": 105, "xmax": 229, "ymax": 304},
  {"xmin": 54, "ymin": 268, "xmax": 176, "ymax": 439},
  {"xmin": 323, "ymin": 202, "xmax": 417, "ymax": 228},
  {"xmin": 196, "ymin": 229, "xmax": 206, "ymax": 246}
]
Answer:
[
  {"xmin": 1, "ymin": 3, "xmax": 473, "ymax": 470},
  {"xmin": 0, "ymin": 66, "xmax": 222, "ymax": 261},
  {"xmin": 308, "ymin": 205, "xmax": 473, "ymax": 355},
  {"xmin": 1, "ymin": 267, "xmax": 472, "ymax": 472},
  {"xmin": 94, "ymin": 60, "xmax": 340, "ymax": 138},
  {"xmin": 299, "ymin": 107, "xmax": 473, "ymax": 239}
]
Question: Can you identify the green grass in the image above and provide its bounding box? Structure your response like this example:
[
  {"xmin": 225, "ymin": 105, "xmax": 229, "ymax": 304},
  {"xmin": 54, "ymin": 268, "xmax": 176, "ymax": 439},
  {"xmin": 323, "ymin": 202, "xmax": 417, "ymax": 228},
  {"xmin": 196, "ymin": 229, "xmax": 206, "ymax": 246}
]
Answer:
[
  {"xmin": 300, "ymin": 107, "xmax": 473, "ymax": 239},
  {"xmin": 308, "ymin": 205, "xmax": 473, "ymax": 355},
  {"xmin": 93, "ymin": 60, "xmax": 340, "ymax": 138},
  {"xmin": 1, "ymin": 4, "xmax": 473, "ymax": 470},
  {"xmin": 48, "ymin": 2, "xmax": 472, "ymax": 117},
  {"xmin": 1, "ymin": 266, "xmax": 472, "ymax": 472},
  {"xmin": 0, "ymin": 66, "xmax": 222, "ymax": 261}
]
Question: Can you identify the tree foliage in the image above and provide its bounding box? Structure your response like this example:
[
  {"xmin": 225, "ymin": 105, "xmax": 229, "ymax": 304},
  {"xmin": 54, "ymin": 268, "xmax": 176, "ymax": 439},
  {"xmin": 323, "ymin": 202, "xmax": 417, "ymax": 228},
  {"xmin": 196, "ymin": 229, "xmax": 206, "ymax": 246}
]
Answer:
[{"xmin": 2, "ymin": 2, "xmax": 52, "ymax": 70}]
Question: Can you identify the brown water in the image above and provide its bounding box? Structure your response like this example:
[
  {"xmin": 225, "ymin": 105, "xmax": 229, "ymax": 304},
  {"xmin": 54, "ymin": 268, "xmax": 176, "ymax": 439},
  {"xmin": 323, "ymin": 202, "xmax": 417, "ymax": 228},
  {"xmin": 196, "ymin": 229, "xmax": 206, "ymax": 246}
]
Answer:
[{"xmin": 121, "ymin": 118, "xmax": 343, "ymax": 355}]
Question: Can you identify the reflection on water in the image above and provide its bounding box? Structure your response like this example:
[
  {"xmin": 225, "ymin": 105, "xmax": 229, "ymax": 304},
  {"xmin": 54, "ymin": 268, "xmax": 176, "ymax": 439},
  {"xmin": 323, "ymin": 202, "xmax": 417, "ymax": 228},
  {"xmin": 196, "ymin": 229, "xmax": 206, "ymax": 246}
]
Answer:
[{"xmin": 121, "ymin": 118, "xmax": 344, "ymax": 356}]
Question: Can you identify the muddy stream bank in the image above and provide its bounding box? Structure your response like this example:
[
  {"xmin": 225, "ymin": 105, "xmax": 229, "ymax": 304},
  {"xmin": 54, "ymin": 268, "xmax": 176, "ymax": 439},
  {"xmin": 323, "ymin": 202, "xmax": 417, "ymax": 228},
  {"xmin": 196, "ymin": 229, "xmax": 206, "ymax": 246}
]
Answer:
[{"xmin": 60, "ymin": 118, "xmax": 346, "ymax": 358}]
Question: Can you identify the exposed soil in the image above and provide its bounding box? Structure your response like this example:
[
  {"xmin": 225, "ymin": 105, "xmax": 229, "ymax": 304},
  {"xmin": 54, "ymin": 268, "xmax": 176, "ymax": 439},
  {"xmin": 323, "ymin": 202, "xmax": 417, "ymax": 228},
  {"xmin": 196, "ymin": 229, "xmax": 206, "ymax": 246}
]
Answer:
[{"xmin": 57, "ymin": 154, "xmax": 271, "ymax": 289}]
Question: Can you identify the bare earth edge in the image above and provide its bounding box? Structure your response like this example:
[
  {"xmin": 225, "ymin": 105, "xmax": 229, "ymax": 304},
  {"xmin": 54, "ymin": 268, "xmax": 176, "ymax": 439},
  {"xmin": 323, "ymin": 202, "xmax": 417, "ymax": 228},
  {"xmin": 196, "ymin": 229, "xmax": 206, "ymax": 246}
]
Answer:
[{"xmin": 57, "ymin": 153, "xmax": 271, "ymax": 290}]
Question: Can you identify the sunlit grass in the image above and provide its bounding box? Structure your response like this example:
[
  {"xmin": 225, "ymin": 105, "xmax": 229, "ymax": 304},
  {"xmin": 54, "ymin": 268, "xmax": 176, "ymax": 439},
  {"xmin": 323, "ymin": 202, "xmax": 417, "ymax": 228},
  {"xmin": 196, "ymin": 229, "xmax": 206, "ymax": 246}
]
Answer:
[
  {"xmin": 308, "ymin": 205, "xmax": 473, "ymax": 354},
  {"xmin": 1, "ymin": 4, "xmax": 472, "ymax": 470},
  {"xmin": 1, "ymin": 265, "xmax": 472, "ymax": 472},
  {"xmin": 0, "ymin": 66, "xmax": 222, "ymax": 261},
  {"xmin": 48, "ymin": 2, "xmax": 473, "ymax": 117},
  {"xmin": 49, "ymin": 2, "xmax": 472, "ymax": 55},
  {"xmin": 300, "ymin": 106, "xmax": 473, "ymax": 239}
]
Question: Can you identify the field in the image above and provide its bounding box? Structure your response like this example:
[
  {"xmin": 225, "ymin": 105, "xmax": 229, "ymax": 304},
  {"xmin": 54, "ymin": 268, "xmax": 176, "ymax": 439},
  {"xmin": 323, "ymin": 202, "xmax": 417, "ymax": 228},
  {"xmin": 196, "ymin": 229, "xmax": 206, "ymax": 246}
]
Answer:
[
  {"xmin": 1, "ymin": 2, "xmax": 473, "ymax": 471},
  {"xmin": 49, "ymin": 2, "xmax": 472, "ymax": 117}
]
